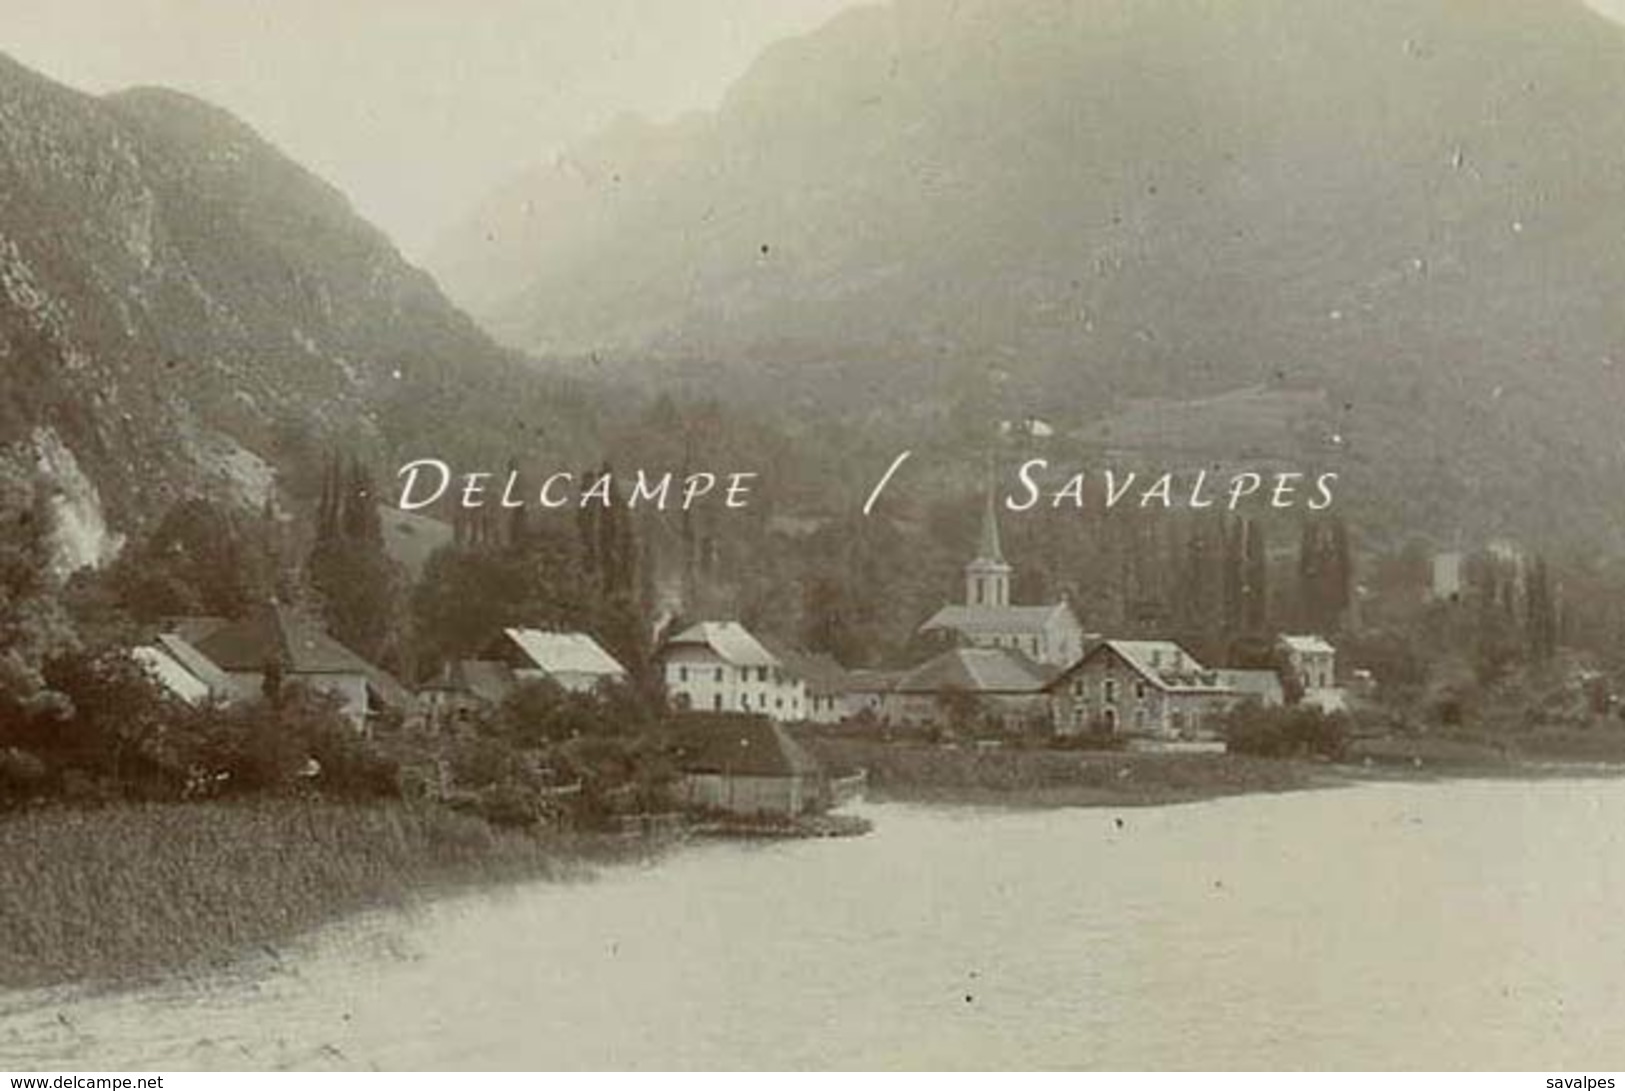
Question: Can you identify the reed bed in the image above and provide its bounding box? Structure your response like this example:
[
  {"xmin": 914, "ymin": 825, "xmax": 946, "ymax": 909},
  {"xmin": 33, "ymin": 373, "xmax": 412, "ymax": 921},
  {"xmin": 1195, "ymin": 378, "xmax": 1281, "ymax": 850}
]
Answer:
[{"xmin": 0, "ymin": 800, "xmax": 652, "ymax": 990}]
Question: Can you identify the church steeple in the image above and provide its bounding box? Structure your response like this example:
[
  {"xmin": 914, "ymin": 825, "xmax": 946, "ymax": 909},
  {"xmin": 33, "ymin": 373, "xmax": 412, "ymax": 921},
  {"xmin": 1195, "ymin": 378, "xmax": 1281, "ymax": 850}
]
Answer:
[
  {"xmin": 976, "ymin": 484, "xmax": 1005, "ymax": 565},
  {"xmin": 964, "ymin": 468, "xmax": 1012, "ymax": 608}
]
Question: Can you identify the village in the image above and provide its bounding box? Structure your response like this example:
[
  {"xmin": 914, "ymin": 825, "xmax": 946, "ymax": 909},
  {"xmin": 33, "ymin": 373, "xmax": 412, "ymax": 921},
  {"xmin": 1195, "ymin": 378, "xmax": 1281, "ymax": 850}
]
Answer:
[{"xmin": 116, "ymin": 482, "xmax": 1353, "ymax": 829}]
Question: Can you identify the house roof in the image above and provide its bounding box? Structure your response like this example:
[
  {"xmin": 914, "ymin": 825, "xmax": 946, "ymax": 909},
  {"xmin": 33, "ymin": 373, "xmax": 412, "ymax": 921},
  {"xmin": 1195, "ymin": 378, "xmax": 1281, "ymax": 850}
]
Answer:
[
  {"xmin": 664, "ymin": 621, "xmax": 779, "ymax": 668},
  {"xmin": 671, "ymin": 715, "xmax": 822, "ymax": 779},
  {"xmin": 161, "ymin": 615, "xmax": 230, "ymax": 646},
  {"xmin": 756, "ymin": 636, "xmax": 850, "ymax": 696},
  {"xmin": 156, "ymin": 633, "xmax": 247, "ymax": 698},
  {"xmin": 919, "ymin": 602, "xmax": 1073, "ymax": 637},
  {"xmin": 1219, "ymin": 669, "xmax": 1284, "ymax": 701},
  {"xmin": 360, "ymin": 662, "xmax": 418, "ymax": 712},
  {"xmin": 1279, "ymin": 634, "xmax": 1337, "ymax": 655},
  {"xmin": 503, "ymin": 628, "xmax": 627, "ymax": 679},
  {"xmin": 1051, "ymin": 639, "xmax": 1231, "ymax": 695},
  {"xmin": 847, "ymin": 669, "xmax": 902, "ymax": 694},
  {"xmin": 425, "ymin": 659, "xmax": 516, "ymax": 705},
  {"xmin": 195, "ymin": 603, "xmax": 376, "ymax": 676},
  {"xmin": 893, "ymin": 647, "xmax": 1052, "ymax": 695},
  {"xmin": 133, "ymin": 645, "xmax": 212, "ymax": 705}
]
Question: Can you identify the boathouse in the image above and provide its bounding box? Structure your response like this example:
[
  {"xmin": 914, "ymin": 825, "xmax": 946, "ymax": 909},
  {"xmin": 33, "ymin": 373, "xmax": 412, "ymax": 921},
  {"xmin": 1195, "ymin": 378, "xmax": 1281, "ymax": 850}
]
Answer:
[{"xmin": 670, "ymin": 714, "xmax": 823, "ymax": 817}]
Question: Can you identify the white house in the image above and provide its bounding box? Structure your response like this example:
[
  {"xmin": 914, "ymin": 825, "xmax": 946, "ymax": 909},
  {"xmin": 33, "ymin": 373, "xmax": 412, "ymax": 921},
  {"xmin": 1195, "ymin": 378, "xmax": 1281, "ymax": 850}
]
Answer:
[
  {"xmin": 1278, "ymin": 634, "xmax": 1337, "ymax": 690},
  {"xmin": 1277, "ymin": 633, "xmax": 1346, "ymax": 712},
  {"xmin": 661, "ymin": 621, "xmax": 807, "ymax": 722},
  {"xmin": 758, "ymin": 638, "xmax": 852, "ymax": 724},
  {"xmin": 485, "ymin": 628, "xmax": 628, "ymax": 693}
]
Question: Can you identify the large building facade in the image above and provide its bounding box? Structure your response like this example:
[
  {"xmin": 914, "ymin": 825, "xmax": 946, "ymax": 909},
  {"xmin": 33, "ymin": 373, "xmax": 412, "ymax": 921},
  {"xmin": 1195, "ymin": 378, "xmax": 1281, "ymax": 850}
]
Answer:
[
  {"xmin": 1047, "ymin": 640, "xmax": 1236, "ymax": 740},
  {"xmin": 661, "ymin": 621, "xmax": 808, "ymax": 722}
]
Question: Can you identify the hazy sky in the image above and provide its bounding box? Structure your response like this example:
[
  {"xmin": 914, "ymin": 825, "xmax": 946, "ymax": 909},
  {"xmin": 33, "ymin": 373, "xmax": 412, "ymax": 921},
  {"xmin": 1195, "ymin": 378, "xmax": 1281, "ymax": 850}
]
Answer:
[
  {"xmin": 1587, "ymin": 0, "xmax": 1625, "ymax": 23},
  {"xmin": 1, "ymin": 0, "xmax": 865, "ymax": 258}
]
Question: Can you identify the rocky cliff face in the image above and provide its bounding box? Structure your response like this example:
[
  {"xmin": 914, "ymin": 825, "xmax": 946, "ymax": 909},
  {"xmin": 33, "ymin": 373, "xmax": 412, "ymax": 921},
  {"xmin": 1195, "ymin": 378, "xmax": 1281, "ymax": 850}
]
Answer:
[{"xmin": 0, "ymin": 54, "xmax": 584, "ymax": 567}]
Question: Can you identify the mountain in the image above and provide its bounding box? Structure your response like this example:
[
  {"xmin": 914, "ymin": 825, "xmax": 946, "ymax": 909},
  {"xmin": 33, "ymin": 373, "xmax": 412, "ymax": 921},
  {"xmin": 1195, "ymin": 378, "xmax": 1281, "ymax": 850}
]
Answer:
[
  {"xmin": 0, "ymin": 54, "xmax": 600, "ymax": 569},
  {"xmin": 431, "ymin": 0, "xmax": 1625, "ymax": 546}
]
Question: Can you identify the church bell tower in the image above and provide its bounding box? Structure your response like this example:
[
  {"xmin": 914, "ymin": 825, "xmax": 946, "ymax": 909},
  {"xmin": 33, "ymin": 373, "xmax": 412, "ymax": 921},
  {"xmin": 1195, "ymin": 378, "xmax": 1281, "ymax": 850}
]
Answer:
[{"xmin": 964, "ymin": 484, "xmax": 1012, "ymax": 608}]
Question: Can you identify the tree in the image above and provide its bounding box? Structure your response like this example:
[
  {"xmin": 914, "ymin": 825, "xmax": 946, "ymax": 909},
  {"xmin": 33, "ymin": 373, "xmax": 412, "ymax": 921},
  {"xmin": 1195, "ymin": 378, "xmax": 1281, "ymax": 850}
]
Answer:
[
  {"xmin": 1525, "ymin": 554, "xmax": 1559, "ymax": 664},
  {"xmin": 1242, "ymin": 518, "xmax": 1269, "ymax": 633},
  {"xmin": 0, "ymin": 470, "xmax": 77, "ymax": 737},
  {"xmin": 106, "ymin": 498, "xmax": 273, "ymax": 622},
  {"xmin": 308, "ymin": 454, "xmax": 399, "ymax": 660},
  {"xmin": 1222, "ymin": 517, "xmax": 1245, "ymax": 634}
]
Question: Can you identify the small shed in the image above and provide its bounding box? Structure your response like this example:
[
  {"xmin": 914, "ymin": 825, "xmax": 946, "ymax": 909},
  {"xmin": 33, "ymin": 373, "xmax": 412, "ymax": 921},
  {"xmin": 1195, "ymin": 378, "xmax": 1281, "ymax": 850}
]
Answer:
[{"xmin": 670, "ymin": 714, "xmax": 824, "ymax": 817}]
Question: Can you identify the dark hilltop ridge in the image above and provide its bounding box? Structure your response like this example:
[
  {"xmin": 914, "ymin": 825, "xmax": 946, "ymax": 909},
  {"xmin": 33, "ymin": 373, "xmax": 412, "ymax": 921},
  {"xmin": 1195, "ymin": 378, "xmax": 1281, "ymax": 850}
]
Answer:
[{"xmin": 432, "ymin": 0, "xmax": 1625, "ymax": 546}]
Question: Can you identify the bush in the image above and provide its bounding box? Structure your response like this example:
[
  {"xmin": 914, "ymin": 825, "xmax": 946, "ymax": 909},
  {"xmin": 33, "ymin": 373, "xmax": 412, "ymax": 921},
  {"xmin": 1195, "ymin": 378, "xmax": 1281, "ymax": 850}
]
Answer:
[{"xmin": 1223, "ymin": 703, "xmax": 1347, "ymax": 759}]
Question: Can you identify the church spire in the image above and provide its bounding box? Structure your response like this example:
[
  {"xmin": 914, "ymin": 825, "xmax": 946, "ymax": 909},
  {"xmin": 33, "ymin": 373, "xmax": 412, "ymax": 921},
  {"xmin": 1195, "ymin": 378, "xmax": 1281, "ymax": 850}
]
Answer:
[
  {"xmin": 976, "ymin": 480, "xmax": 1005, "ymax": 564},
  {"xmin": 964, "ymin": 460, "xmax": 1012, "ymax": 608}
]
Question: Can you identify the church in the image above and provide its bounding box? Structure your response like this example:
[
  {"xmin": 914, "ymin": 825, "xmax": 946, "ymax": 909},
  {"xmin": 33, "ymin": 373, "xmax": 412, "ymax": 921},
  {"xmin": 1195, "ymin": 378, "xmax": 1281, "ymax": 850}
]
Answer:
[{"xmin": 918, "ymin": 488, "xmax": 1087, "ymax": 668}]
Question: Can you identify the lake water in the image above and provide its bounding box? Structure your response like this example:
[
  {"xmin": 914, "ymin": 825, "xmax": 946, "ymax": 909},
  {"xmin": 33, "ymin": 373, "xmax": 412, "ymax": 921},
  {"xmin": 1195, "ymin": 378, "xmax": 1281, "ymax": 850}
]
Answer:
[{"xmin": 4, "ymin": 780, "xmax": 1625, "ymax": 1070}]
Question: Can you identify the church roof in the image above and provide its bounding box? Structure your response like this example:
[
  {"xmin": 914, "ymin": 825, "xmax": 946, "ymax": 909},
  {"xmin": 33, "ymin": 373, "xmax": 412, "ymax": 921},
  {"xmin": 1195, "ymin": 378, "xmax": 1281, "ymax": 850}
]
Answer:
[
  {"xmin": 1279, "ymin": 633, "xmax": 1337, "ymax": 655},
  {"xmin": 893, "ymin": 647, "xmax": 1052, "ymax": 695},
  {"xmin": 920, "ymin": 602, "xmax": 1073, "ymax": 636}
]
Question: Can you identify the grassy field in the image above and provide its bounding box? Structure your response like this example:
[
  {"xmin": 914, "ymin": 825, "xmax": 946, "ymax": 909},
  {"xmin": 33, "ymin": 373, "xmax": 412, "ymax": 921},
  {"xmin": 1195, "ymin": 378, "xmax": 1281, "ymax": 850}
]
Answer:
[
  {"xmin": 803, "ymin": 737, "xmax": 1326, "ymax": 808},
  {"xmin": 1346, "ymin": 728, "xmax": 1625, "ymax": 771},
  {"xmin": 807, "ymin": 731, "xmax": 1625, "ymax": 811},
  {"xmin": 0, "ymin": 800, "xmax": 659, "ymax": 991}
]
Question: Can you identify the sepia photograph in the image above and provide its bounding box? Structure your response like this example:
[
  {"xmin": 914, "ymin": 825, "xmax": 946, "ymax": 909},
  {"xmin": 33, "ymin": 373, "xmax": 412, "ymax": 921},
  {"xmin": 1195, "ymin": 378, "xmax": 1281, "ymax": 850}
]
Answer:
[{"xmin": 2, "ymin": 0, "xmax": 1625, "ymax": 1077}]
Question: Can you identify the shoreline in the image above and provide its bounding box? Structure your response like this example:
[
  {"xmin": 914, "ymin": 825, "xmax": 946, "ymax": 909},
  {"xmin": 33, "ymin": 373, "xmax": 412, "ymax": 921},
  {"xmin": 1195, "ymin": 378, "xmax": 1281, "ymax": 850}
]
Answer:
[
  {"xmin": 801, "ymin": 735, "xmax": 1625, "ymax": 811},
  {"xmin": 6, "ymin": 740, "xmax": 1623, "ymax": 995},
  {"xmin": 0, "ymin": 799, "xmax": 674, "ymax": 994}
]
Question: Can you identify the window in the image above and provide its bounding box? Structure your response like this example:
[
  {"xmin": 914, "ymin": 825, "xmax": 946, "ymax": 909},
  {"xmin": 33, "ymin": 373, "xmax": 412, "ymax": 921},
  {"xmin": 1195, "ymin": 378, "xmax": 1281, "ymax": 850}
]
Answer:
[
  {"xmin": 715, "ymin": 667, "xmax": 724, "ymax": 683},
  {"xmin": 1135, "ymin": 681, "xmax": 1147, "ymax": 701},
  {"xmin": 1104, "ymin": 679, "xmax": 1117, "ymax": 703},
  {"xmin": 712, "ymin": 694, "xmax": 722, "ymax": 710},
  {"xmin": 679, "ymin": 667, "xmax": 688, "ymax": 683},
  {"xmin": 759, "ymin": 666, "xmax": 769, "ymax": 682}
]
